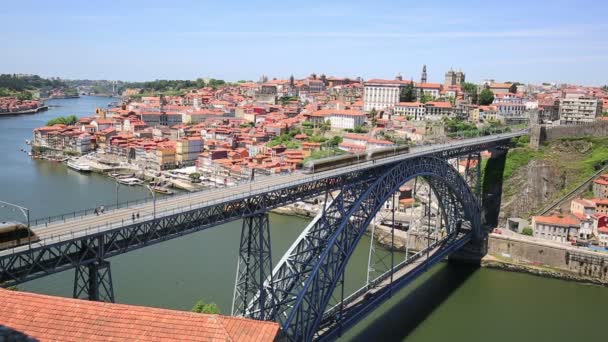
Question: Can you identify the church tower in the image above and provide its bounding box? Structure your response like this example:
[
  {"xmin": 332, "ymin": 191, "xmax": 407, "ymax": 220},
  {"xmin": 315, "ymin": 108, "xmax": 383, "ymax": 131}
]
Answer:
[
  {"xmin": 421, "ymin": 65, "xmax": 427, "ymax": 84},
  {"xmin": 445, "ymin": 68, "xmax": 456, "ymax": 87}
]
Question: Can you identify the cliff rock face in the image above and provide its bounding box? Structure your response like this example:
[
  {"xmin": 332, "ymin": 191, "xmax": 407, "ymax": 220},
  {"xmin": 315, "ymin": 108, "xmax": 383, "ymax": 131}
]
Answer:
[
  {"xmin": 500, "ymin": 160, "xmax": 564, "ymax": 221},
  {"xmin": 499, "ymin": 139, "xmax": 595, "ymax": 224}
]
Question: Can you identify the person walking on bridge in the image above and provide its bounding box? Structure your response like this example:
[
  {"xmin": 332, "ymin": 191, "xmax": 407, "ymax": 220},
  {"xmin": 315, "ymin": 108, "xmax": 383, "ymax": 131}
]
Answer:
[{"xmin": 132, "ymin": 213, "xmax": 135, "ymax": 222}]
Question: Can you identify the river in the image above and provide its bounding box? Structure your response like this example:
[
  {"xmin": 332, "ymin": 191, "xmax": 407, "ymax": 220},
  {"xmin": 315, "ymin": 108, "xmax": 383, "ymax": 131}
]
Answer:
[{"xmin": 0, "ymin": 96, "xmax": 606, "ymax": 341}]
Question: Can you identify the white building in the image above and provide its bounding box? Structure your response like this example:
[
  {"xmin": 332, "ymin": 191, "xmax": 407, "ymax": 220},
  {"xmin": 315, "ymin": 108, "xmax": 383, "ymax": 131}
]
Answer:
[
  {"xmin": 310, "ymin": 109, "xmax": 366, "ymax": 130},
  {"xmin": 394, "ymin": 102, "xmax": 425, "ymax": 120},
  {"xmin": 363, "ymin": 78, "xmax": 412, "ymax": 111},
  {"xmin": 559, "ymin": 96, "xmax": 603, "ymax": 124},
  {"xmin": 532, "ymin": 215, "xmax": 580, "ymax": 243}
]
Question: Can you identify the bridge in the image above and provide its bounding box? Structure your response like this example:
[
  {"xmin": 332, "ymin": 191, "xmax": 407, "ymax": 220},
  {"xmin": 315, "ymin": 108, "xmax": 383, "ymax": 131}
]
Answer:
[{"xmin": 0, "ymin": 130, "xmax": 525, "ymax": 341}]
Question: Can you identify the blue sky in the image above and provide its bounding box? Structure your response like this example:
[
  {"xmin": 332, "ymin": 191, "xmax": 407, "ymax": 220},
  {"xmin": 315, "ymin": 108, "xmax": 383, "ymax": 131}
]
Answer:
[{"xmin": 1, "ymin": 0, "xmax": 607, "ymax": 84}]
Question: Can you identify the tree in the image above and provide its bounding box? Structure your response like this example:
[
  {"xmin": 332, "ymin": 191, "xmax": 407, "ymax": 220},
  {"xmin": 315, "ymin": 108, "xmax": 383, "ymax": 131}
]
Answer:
[
  {"xmin": 461, "ymin": 82, "xmax": 478, "ymax": 104},
  {"xmin": 189, "ymin": 172, "xmax": 201, "ymax": 183},
  {"xmin": 192, "ymin": 299, "xmax": 221, "ymax": 314},
  {"xmin": 509, "ymin": 83, "xmax": 519, "ymax": 94},
  {"xmin": 46, "ymin": 115, "xmax": 78, "ymax": 126},
  {"xmin": 399, "ymin": 83, "xmax": 416, "ymax": 102},
  {"xmin": 478, "ymin": 89, "xmax": 495, "ymax": 105},
  {"xmin": 369, "ymin": 108, "xmax": 378, "ymax": 127},
  {"xmin": 327, "ymin": 135, "xmax": 343, "ymax": 147},
  {"xmin": 419, "ymin": 93, "xmax": 433, "ymax": 103},
  {"xmin": 522, "ymin": 227, "xmax": 533, "ymax": 236},
  {"xmin": 17, "ymin": 91, "xmax": 33, "ymax": 101}
]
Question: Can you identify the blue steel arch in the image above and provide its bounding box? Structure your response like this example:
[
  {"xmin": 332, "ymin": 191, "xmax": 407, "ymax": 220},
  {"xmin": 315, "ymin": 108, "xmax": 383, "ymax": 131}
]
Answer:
[{"xmin": 265, "ymin": 156, "xmax": 482, "ymax": 341}]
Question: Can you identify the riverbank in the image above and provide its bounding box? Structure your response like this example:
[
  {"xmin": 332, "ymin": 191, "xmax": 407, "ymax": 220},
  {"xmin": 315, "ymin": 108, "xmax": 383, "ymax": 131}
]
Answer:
[
  {"xmin": 485, "ymin": 233, "xmax": 608, "ymax": 286},
  {"xmin": 271, "ymin": 203, "xmax": 608, "ymax": 286},
  {"xmin": 481, "ymin": 254, "xmax": 608, "ymax": 286},
  {"xmin": 0, "ymin": 105, "xmax": 48, "ymax": 116}
]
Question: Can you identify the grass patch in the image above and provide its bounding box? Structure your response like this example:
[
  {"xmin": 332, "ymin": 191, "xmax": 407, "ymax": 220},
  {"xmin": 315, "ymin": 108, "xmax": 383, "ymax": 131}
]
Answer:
[
  {"xmin": 303, "ymin": 148, "xmax": 346, "ymax": 163},
  {"xmin": 503, "ymin": 147, "xmax": 542, "ymax": 179}
]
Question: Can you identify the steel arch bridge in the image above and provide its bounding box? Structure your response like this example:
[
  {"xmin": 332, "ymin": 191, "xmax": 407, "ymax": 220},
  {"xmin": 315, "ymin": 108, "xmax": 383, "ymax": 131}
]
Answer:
[
  {"xmin": 1, "ymin": 132, "xmax": 519, "ymax": 341},
  {"xmin": 235, "ymin": 155, "xmax": 484, "ymax": 341}
]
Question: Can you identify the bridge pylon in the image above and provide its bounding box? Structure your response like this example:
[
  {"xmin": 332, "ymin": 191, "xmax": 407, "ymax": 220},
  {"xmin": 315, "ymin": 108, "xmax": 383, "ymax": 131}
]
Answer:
[
  {"xmin": 73, "ymin": 260, "xmax": 115, "ymax": 302},
  {"xmin": 232, "ymin": 213, "xmax": 275, "ymax": 320}
]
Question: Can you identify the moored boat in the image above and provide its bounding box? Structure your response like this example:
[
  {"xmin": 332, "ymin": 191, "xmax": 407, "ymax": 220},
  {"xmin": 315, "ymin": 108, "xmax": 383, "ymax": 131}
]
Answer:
[
  {"xmin": 66, "ymin": 159, "xmax": 92, "ymax": 172},
  {"xmin": 117, "ymin": 177, "xmax": 144, "ymax": 186},
  {"xmin": 150, "ymin": 186, "xmax": 174, "ymax": 195}
]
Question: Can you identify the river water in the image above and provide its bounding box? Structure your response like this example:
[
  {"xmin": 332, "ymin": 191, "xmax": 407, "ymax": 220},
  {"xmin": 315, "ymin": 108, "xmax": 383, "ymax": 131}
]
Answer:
[{"xmin": 0, "ymin": 96, "xmax": 606, "ymax": 341}]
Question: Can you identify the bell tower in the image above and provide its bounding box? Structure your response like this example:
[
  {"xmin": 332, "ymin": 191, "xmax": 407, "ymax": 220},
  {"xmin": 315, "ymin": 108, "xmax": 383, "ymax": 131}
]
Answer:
[{"xmin": 421, "ymin": 65, "xmax": 427, "ymax": 84}]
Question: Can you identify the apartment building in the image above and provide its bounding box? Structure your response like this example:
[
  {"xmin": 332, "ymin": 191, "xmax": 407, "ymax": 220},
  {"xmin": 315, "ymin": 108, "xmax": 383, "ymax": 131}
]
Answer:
[{"xmin": 559, "ymin": 96, "xmax": 603, "ymax": 124}]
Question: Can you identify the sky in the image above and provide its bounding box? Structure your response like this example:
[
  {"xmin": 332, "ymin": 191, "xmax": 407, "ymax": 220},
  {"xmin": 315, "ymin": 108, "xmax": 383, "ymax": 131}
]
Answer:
[{"xmin": 1, "ymin": 0, "xmax": 607, "ymax": 85}]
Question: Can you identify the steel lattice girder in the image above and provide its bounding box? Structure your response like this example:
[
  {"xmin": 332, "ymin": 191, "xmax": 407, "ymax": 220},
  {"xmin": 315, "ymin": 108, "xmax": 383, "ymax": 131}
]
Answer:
[
  {"xmin": 232, "ymin": 213, "xmax": 275, "ymax": 320},
  {"xmin": 261, "ymin": 156, "xmax": 481, "ymax": 341},
  {"xmin": 0, "ymin": 170, "xmax": 379, "ymax": 286},
  {"xmin": 73, "ymin": 259, "xmax": 114, "ymax": 303}
]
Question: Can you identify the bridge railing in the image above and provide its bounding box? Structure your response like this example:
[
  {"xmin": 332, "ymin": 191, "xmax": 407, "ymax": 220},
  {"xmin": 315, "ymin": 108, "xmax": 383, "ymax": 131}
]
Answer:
[{"xmin": 6, "ymin": 130, "xmax": 527, "ymax": 256}]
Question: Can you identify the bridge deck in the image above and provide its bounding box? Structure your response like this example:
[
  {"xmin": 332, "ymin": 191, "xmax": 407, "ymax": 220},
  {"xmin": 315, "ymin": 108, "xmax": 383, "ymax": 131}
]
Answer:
[{"xmin": 1, "ymin": 131, "xmax": 523, "ymax": 259}]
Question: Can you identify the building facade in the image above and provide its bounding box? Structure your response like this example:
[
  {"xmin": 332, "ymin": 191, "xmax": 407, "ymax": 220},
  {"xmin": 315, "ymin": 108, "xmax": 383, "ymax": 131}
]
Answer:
[
  {"xmin": 532, "ymin": 215, "xmax": 580, "ymax": 243},
  {"xmin": 363, "ymin": 78, "xmax": 411, "ymax": 111},
  {"xmin": 559, "ymin": 96, "xmax": 603, "ymax": 124}
]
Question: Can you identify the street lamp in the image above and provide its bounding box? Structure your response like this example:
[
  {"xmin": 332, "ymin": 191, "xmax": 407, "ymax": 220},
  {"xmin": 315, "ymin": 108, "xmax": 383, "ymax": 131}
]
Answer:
[
  {"xmin": 115, "ymin": 181, "xmax": 120, "ymax": 208},
  {"xmin": 0, "ymin": 200, "xmax": 31, "ymax": 248},
  {"xmin": 146, "ymin": 185, "xmax": 156, "ymax": 219}
]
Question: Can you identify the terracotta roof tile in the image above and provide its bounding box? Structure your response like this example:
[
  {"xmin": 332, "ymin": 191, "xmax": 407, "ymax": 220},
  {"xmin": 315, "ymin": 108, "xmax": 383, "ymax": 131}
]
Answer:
[{"xmin": 0, "ymin": 289, "xmax": 279, "ymax": 341}]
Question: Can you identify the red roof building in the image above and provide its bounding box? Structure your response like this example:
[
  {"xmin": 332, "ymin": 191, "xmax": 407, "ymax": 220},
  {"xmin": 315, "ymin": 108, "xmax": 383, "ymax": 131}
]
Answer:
[{"xmin": 0, "ymin": 289, "xmax": 279, "ymax": 341}]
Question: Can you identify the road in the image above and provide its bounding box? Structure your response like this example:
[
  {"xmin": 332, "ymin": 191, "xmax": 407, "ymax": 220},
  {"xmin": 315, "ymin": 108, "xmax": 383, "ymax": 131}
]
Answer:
[{"xmin": 0, "ymin": 131, "xmax": 525, "ymax": 257}]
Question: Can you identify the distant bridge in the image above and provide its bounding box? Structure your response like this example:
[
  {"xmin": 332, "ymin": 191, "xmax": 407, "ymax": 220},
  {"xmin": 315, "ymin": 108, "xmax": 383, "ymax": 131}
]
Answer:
[{"xmin": 0, "ymin": 130, "xmax": 525, "ymax": 341}]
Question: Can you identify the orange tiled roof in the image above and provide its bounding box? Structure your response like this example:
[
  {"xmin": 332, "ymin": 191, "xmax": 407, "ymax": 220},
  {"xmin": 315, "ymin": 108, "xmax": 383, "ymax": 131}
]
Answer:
[
  {"xmin": 0, "ymin": 288, "xmax": 279, "ymax": 341},
  {"xmin": 532, "ymin": 214, "xmax": 579, "ymax": 227}
]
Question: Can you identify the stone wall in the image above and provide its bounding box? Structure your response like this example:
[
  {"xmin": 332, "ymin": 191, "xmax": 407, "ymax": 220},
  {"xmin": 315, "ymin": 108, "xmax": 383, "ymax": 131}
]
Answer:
[
  {"xmin": 488, "ymin": 234, "xmax": 608, "ymax": 281},
  {"xmin": 530, "ymin": 121, "xmax": 608, "ymax": 148}
]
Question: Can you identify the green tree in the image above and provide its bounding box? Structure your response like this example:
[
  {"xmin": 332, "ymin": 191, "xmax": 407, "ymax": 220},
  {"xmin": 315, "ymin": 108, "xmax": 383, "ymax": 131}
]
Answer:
[
  {"xmin": 419, "ymin": 93, "xmax": 433, "ymax": 103},
  {"xmin": 399, "ymin": 83, "xmax": 416, "ymax": 102},
  {"xmin": 327, "ymin": 136, "xmax": 343, "ymax": 147},
  {"xmin": 461, "ymin": 82, "xmax": 478, "ymax": 104},
  {"xmin": 46, "ymin": 115, "xmax": 78, "ymax": 126},
  {"xmin": 509, "ymin": 83, "xmax": 519, "ymax": 94},
  {"xmin": 478, "ymin": 89, "xmax": 495, "ymax": 105},
  {"xmin": 17, "ymin": 91, "xmax": 33, "ymax": 101},
  {"xmin": 522, "ymin": 227, "xmax": 533, "ymax": 236},
  {"xmin": 192, "ymin": 299, "xmax": 221, "ymax": 314},
  {"xmin": 353, "ymin": 125, "xmax": 367, "ymax": 133},
  {"xmin": 189, "ymin": 172, "xmax": 201, "ymax": 182}
]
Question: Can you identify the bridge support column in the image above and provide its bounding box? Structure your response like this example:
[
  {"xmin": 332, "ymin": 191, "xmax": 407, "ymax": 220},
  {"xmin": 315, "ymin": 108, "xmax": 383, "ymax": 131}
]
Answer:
[
  {"xmin": 73, "ymin": 260, "xmax": 115, "ymax": 302},
  {"xmin": 232, "ymin": 213, "xmax": 274, "ymax": 320},
  {"xmin": 451, "ymin": 149, "xmax": 506, "ymax": 264}
]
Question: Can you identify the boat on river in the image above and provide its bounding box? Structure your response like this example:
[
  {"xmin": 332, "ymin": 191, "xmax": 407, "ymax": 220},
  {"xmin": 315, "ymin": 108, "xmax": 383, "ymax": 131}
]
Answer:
[
  {"xmin": 149, "ymin": 186, "xmax": 174, "ymax": 195},
  {"xmin": 117, "ymin": 177, "xmax": 144, "ymax": 186},
  {"xmin": 66, "ymin": 159, "xmax": 92, "ymax": 172}
]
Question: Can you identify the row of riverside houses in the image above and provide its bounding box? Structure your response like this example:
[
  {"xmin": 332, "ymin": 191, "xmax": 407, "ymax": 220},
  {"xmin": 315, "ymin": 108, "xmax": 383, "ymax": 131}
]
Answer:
[
  {"xmin": 31, "ymin": 72, "xmax": 608, "ymax": 180},
  {"xmin": 0, "ymin": 97, "xmax": 44, "ymax": 114}
]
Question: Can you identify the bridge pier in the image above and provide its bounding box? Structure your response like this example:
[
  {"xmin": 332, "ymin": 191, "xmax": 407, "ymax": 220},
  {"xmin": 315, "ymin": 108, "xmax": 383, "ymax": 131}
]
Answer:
[
  {"xmin": 451, "ymin": 148, "xmax": 506, "ymax": 264},
  {"xmin": 73, "ymin": 260, "xmax": 115, "ymax": 302},
  {"xmin": 232, "ymin": 213, "xmax": 274, "ymax": 320}
]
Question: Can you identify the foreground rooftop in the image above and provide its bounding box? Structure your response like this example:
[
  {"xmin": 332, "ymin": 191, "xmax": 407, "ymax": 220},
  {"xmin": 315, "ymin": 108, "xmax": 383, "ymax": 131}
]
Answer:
[{"xmin": 0, "ymin": 288, "xmax": 279, "ymax": 341}]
